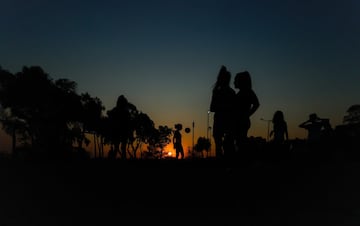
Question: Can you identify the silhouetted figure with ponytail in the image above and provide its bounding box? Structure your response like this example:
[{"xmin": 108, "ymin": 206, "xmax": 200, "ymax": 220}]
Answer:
[{"xmin": 210, "ymin": 65, "xmax": 236, "ymax": 160}]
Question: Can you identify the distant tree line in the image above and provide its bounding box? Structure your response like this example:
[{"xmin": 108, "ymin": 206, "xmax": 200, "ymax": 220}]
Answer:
[
  {"xmin": 1, "ymin": 65, "xmax": 358, "ymax": 160},
  {"xmin": 334, "ymin": 104, "xmax": 360, "ymax": 149},
  {"xmin": 0, "ymin": 65, "xmax": 173, "ymax": 160}
]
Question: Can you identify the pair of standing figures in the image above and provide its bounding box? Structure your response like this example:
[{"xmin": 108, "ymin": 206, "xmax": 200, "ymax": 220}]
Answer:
[{"xmin": 210, "ymin": 65, "xmax": 260, "ymax": 159}]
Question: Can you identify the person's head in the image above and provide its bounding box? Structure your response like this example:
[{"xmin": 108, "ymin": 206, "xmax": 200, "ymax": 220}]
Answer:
[
  {"xmin": 175, "ymin": 123, "xmax": 183, "ymax": 131},
  {"xmin": 214, "ymin": 65, "xmax": 231, "ymax": 89},
  {"xmin": 116, "ymin": 95, "xmax": 128, "ymax": 108},
  {"xmin": 234, "ymin": 71, "xmax": 252, "ymax": 90},
  {"xmin": 309, "ymin": 113, "xmax": 318, "ymax": 122},
  {"xmin": 272, "ymin": 110, "xmax": 285, "ymax": 123}
]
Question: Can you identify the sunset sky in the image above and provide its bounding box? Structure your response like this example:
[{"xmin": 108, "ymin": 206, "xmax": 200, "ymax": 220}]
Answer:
[{"xmin": 1, "ymin": 0, "xmax": 359, "ymax": 155}]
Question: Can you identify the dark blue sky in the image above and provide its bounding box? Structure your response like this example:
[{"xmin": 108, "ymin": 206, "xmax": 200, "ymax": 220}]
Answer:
[{"xmin": 1, "ymin": 0, "xmax": 360, "ymax": 152}]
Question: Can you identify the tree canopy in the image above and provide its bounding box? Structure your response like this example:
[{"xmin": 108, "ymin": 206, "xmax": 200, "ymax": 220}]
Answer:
[{"xmin": 0, "ymin": 65, "xmax": 172, "ymax": 160}]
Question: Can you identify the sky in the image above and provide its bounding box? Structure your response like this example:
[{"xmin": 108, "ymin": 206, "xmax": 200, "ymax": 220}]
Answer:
[{"xmin": 1, "ymin": 0, "xmax": 359, "ymax": 155}]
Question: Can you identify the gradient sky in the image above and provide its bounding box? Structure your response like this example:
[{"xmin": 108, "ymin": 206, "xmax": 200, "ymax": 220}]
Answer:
[{"xmin": 1, "ymin": 0, "xmax": 359, "ymax": 154}]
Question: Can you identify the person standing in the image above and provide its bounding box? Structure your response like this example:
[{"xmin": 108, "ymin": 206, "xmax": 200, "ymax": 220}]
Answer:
[
  {"xmin": 209, "ymin": 65, "xmax": 236, "ymax": 160},
  {"xmin": 173, "ymin": 123, "xmax": 184, "ymax": 159},
  {"xmin": 299, "ymin": 113, "xmax": 330, "ymax": 151},
  {"xmin": 270, "ymin": 110, "xmax": 289, "ymax": 145},
  {"xmin": 269, "ymin": 110, "xmax": 289, "ymax": 161},
  {"xmin": 233, "ymin": 71, "xmax": 260, "ymax": 152},
  {"xmin": 107, "ymin": 95, "xmax": 132, "ymax": 160}
]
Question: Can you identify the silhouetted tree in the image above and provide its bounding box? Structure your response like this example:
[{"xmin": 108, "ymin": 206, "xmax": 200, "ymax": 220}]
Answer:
[
  {"xmin": 52, "ymin": 78, "xmax": 84, "ymax": 151},
  {"xmin": 0, "ymin": 66, "xmax": 15, "ymax": 106},
  {"xmin": 100, "ymin": 116, "xmax": 114, "ymax": 158},
  {"xmin": 156, "ymin": 125, "xmax": 172, "ymax": 158},
  {"xmin": 129, "ymin": 112, "xmax": 156, "ymax": 159},
  {"xmin": 0, "ymin": 66, "xmax": 84, "ymax": 159},
  {"xmin": 145, "ymin": 125, "xmax": 172, "ymax": 159},
  {"xmin": 0, "ymin": 108, "xmax": 28, "ymax": 155},
  {"xmin": 335, "ymin": 105, "xmax": 360, "ymax": 149},
  {"xmin": 1, "ymin": 66, "xmax": 166, "ymax": 161},
  {"xmin": 0, "ymin": 67, "xmax": 20, "ymax": 153},
  {"xmin": 80, "ymin": 92, "xmax": 105, "ymax": 158},
  {"xmin": 343, "ymin": 104, "xmax": 360, "ymax": 125}
]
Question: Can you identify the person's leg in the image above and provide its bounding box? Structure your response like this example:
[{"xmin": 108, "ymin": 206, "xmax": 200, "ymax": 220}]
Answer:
[
  {"xmin": 213, "ymin": 119, "xmax": 224, "ymax": 160},
  {"xmin": 234, "ymin": 125, "xmax": 251, "ymax": 166},
  {"xmin": 223, "ymin": 133, "xmax": 235, "ymax": 158},
  {"xmin": 214, "ymin": 135, "xmax": 223, "ymax": 159}
]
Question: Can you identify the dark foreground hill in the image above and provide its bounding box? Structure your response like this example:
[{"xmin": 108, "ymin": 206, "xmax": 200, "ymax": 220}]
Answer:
[{"xmin": 1, "ymin": 149, "xmax": 359, "ymax": 226}]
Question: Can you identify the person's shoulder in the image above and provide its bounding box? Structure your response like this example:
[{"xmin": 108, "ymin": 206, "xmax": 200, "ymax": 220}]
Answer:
[
  {"xmin": 226, "ymin": 87, "xmax": 236, "ymax": 96},
  {"xmin": 250, "ymin": 89, "xmax": 258, "ymax": 95}
]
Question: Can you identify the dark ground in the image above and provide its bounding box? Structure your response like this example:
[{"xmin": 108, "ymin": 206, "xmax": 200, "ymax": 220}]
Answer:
[{"xmin": 1, "ymin": 148, "xmax": 360, "ymax": 226}]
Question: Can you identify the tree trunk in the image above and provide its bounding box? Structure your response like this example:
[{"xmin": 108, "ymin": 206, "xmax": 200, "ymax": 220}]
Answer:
[
  {"xmin": 93, "ymin": 133, "xmax": 97, "ymax": 158},
  {"xmin": 12, "ymin": 126, "xmax": 16, "ymax": 156}
]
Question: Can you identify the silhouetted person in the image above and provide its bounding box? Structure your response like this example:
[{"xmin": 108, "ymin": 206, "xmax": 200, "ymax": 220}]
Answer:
[
  {"xmin": 173, "ymin": 123, "xmax": 184, "ymax": 159},
  {"xmin": 270, "ymin": 110, "xmax": 289, "ymax": 145},
  {"xmin": 210, "ymin": 65, "xmax": 236, "ymax": 160},
  {"xmin": 321, "ymin": 118, "xmax": 334, "ymax": 139},
  {"xmin": 233, "ymin": 71, "xmax": 260, "ymax": 153},
  {"xmin": 269, "ymin": 110, "xmax": 289, "ymax": 162},
  {"xmin": 299, "ymin": 113, "xmax": 326, "ymax": 142},
  {"xmin": 107, "ymin": 95, "xmax": 131, "ymax": 160},
  {"xmin": 299, "ymin": 113, "xmax": 331, "ymax": 153}
]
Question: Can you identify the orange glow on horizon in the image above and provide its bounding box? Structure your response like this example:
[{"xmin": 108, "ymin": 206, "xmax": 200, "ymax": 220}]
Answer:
[{"xmin": 0, "ymin": 119, "xmax": 319, "ymax": 158}]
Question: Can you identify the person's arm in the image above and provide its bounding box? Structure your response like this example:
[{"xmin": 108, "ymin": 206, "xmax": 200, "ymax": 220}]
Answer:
[
  {"xmin": 209, "ymin": 91, "xmax": 218, "ymax": 112},
  {"xmin": 299, "ymin": 120, "xmax": 309, "ymax": 128},
  {"xmin": 173, "ymin": 134, "xmax": 176, "ymax": 149},
  {"xmin": 270, "ymin": 129, "xmax": 274, "ymax": 138},
  {"xmin": 249, "ymin": 90, "xmax": 260, "ymax": 116},
  {"xmin": 285, "ymin": 123, "xmax": 289, "ymax": 140}
]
